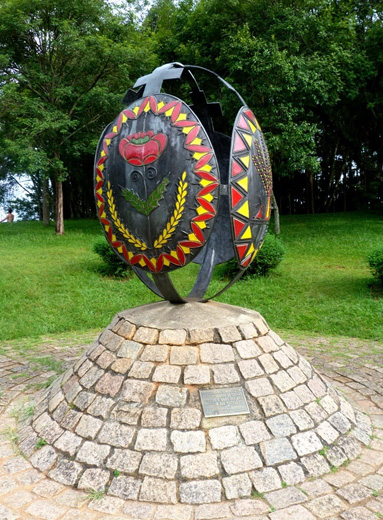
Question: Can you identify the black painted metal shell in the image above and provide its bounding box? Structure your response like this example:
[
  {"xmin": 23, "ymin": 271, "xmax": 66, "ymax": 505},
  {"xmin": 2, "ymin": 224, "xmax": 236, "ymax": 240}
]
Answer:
[{"xmin": 95, "ymin": 94, "xmax": 220, "ymax": 274}]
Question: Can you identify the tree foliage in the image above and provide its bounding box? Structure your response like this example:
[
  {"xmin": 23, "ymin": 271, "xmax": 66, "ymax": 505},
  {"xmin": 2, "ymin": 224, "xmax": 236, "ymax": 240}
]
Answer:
[
  {"xmin": 0, "ymin": 0, "xmax": 157, "ymax": 230},
  {"xmin": 146, "ymin": 0, "xmax": 383, "ymax": 214},
  {"xmin": 0, "ymin": 0, "xmax": 382, "ymax": 223}
]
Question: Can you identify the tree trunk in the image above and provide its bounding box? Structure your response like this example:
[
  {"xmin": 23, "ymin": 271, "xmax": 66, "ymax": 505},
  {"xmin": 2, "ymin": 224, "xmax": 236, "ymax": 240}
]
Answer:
[
  {"xmin": 309, "ymin": 170, "xmax": 315, "ymax": 214},
  {"xmin": 271, "ymin": 190, "xmax": 280, "ymax": 235},
  {"xmin": 43, "ymin": 177, "xmax": 50, "ymax": 226},
  {"xmin": 55, "ymin": 177, "xmax": 64, "ymax": 235}
]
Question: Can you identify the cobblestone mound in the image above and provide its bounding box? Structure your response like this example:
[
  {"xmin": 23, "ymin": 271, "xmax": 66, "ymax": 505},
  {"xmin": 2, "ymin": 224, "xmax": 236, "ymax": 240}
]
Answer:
[{"xmin": 20, "ymin": 301, "xmax": 372, "ymax": 505}]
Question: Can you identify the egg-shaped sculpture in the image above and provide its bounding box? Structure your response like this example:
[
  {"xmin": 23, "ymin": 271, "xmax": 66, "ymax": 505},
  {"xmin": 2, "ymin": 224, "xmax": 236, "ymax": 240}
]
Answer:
[{"xmin": 94, "ymin": 63, "xmax": 272, "ymax": 302}]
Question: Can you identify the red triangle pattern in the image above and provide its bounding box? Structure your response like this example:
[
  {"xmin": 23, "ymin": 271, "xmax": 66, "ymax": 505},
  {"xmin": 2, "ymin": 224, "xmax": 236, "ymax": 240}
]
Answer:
[
  {"xmin": 255, "ymin": 207, "xmax": 263, "ymax": 219},
  {"xmin": 236, "ymin": 243, "xmax": 248, "ymax": 260},
  {"xmin": 233, "ymin": 132, "xmax": 247, "ymax": 153},
  {"xmin": 244, "ymin": 109, "xmax": 256, "ymax": 123},
  {"xmin": 237, "ymin": 115, "xmax": 250, "ymax": 131},
  {"xmin": 231, "ymin": 186, "xmax": 244, "ymax": 208},
  {"xmin": 232, "ymin": 159, "xmax": 243, "ymax": 176},
  {"xmin": 233, "ymin": 218, "xmax": 245, "ymax": 238},
  {"xmin": 241, "ymin": 254, "xmax": 252, "ymax": 268}
]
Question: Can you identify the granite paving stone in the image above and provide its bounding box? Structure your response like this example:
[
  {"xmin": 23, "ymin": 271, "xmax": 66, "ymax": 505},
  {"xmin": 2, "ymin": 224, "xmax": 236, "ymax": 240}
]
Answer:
[
  {"xmin": 259, "ymin": 353, "xmax": 279, "ymax": 374},
  {"xmin": 218, "ymin": 326, "xmax": 242, "ymax": 343},
  {"xmin": 307, "ymin": 494, "xmax": 347, "ymax": 518},
  {"xmin": 291, "ymin": 431, "xmax": 323, "ymax": 456},
  {"xmin": 301, "ymin": 453, "xmax": 331, "ymax": 477},
  {"xmin": 222, "ymin": 473, "xmax": 252, "ymax": 499},
  {"xmin": 48, "ymin": 459, "xmax": 83, "ymax": 486},
  {"xmin": 273, "ymin": 350, "xmax": 294, "ymax": 369},
  {"xmin": 184, "ymin": 365, "xmax": 210, "ymax": 384},
  {"xmin": 266, "ymin": 486, "xmax": 308, "ymax": 510},
  {"xmin": 261, "ymin": 438, "xmax": 297, "ymax": 465},
  {"xmin": 139, "ymin": 453, "xmax": 178, "ymax": 479},
  {"xmin": 25, "ymin": 499, "xmax": 67, "ymax": 520},
  {"xmin": 156, "ymin": 384, "xmax": 188, "ymax": 407},
  {"xmin": 171, "ymin": 430, "xmax": 206, "ymax": 453},
  {"xmin": 239, "ymin": 420, "xmax": 272, "ymax": 444},
  {"xmin": 269, "ymin": 504, "xmax": 316, "ymax": 520},
  {"xmin": 139, "ymin": 477, "xmax": 177, "ymax": 504},
  {"xmin": 258, "ymin": 395, "xmax": 286, "ymax": 416},
  {"xmin": 229, "ymin": 498, "xmax": 270, "ymax": 516},
  {"xmin": 180, "ymin": 453, "xmax": 219, "ymax": 479},
  {"xmin": 135, "ymin": 428, "xmax": 168, "ymax": 451},
  {"xmin": 106, "ymin": 448, "xmax": 142, "ymax": 473},
  {"xmin": 195, "ymin": 502, "xmax": 231, "ymax": 519},
  {"xmin": 53, "ymin": 431, "xmax": 82, "ymax": 457},
  {"xmin": 97, "ymin": 421, "xmax": 135, "ymax": 447},
  {"xmin": 152, "ymin": 365, "xmax": 181, "ymax": 384},
  {"xmin": 290, "ymin": 409, "xmax": 315, "ymax": 431},
  {"xmin": 337, "ymin": 483, "xmax": 372, "ymax": 503},
  {"xmin": 128, "ymin": 361, "xmax": 154, "ymax": 379},
  {"xmin": 159, "ymin": 329, "xmax": 187, "ymax": 345},
  {"xmin": 141, "ymin": 407, "xmax": 168, "ymax": 427},
  {"xmin": 278, "ymin": 461, "xmax": 305, "ymax": 485},
  {"xmin": 237, "ymin": 359, "xmax": 264, "ymax": 379},
  {"xmin": 208, "ymin": 425, "xmax": 240, "ymax": 450},
  {"xmin": 200, "ymin": 343, "xmax": 234, "ymax": 363},
  {"xmin": 233, "ymin": 340, "xmax": 261, "ymax": 359},
  {"xmin": 170, "ymin": 408, "xmax": 202, "ymax": 429},
  {"xmin": 245, "ymin": 377, "xmax": 274, "ymax": 398},
  {"xmin": 212, "ymin": 364, "xmax": 240, "ymax": 384},
  {"xmin": 300, "ymin": 479, "xmax": 333, "ymax": 498},
  {"xmin": 87, "ymin": 396, "xmax": 114, "ymax": 419},
  {"xmin": 140, "ymin": 344, "xmax": 169, "ymax": 362},
  {"xmin": 77, "ymin": 468, "xmax": 110, "ymax": 492},
  {"xmin": 180, "ymin": 480, "xmax": 222, "ymax": 504},
  {"xmin": 76, "ymin": 441, "xmax": 110, "ymax": 465},
  {"xmin": 266, "ymin": 414, "xmax": 297, "ymax": 437},
  {"xmin": 170, "ymin": 346, "xmax": 198, "ymax": 365},
  {"xmin": 133, "ymin": 327, "xmax": 159, "ymax": 344},
  {"xmin": 221, "ymin": 446, "xmax": 263, "ymax": 474},
  {"xmin": 75, "ymin": 414, "xmax": 103, "ymax": 440},
  {"xmin": 108, "ymin": 476, "xmax": 142, "ymax": 500},
  {"xmin": 340, "ymin": 507, "xmax": 377, "ymax": 520},
  {"xmin": 251, "ymin": 467, "xmax": 282, "ymax": 492},
  {"xmin": 271, "ymin": 371, "xmax": 297, "ymax": 392},
  {"xmin": 122, "ymin": 379, "xmax": 156, "ymax": 404},
  {"xmin": 156, "ymin": 504, "xmax": 193, "ymax": 520}
]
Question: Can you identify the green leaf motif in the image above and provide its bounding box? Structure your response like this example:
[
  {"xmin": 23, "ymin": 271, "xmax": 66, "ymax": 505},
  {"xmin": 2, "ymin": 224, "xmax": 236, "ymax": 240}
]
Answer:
[{"xmin": 121, "ymin": 177, "xmax": 169, "ymax": 216}]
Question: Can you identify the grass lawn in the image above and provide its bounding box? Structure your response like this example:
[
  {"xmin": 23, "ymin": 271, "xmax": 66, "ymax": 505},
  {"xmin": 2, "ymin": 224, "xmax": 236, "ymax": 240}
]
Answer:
[{"xmin": 0, "ymin": 211, "xmax": 382, "ymax": 344}]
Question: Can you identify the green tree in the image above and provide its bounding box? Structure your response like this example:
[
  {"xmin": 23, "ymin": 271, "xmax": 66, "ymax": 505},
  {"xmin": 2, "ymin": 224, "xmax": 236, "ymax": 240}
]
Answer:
[{"xmin": 0, "ymin": 0, "xmax": 157, "ymax": 233}]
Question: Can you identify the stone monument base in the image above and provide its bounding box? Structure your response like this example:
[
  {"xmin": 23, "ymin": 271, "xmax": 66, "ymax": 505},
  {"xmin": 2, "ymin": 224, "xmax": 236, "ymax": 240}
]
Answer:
[{"xmin": 19, "ymin": 301, "xmax": 372, "ymax": 505}]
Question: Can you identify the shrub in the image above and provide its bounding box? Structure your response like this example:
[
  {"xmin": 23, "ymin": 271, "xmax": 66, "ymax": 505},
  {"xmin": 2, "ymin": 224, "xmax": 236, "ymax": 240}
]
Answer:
[
  {"xmin": 223, "ymin": 233, "xmax": 285, "ymax": 279},
  {"xmin": 367, "ymin": 247, "xmax": 383, "ymax": 284},
  {"xmin": 93, "ymin": 238, "xmax": 132, "ymax": 278}
]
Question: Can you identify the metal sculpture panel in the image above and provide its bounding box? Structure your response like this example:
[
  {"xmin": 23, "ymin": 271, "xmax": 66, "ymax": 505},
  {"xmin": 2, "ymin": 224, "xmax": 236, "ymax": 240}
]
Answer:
[
  {"xmin": 229, "ymin": 107, "xmax": 272, "ymax": 269},
  {"xmin": 95, "ymin": 94, "xmax": 219, "ymax": 273}
]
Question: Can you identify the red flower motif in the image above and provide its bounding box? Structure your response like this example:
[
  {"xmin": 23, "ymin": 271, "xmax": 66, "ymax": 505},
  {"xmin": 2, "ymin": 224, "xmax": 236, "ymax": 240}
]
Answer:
[{"xmin": 119, "ymin": 131, "xmax": 167, "ymax": 166}]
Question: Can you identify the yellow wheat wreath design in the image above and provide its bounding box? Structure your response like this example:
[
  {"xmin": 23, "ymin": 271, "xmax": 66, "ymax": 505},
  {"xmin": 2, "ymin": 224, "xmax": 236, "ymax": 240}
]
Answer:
[
  {"xmin": 154, "ymin": 172, "xmax": 187, "ymax": 248},
  {"xmin": 107, "ymin": 182, "xmax": 148, "ymax": 251},
  {"xmin": 106, "ymin": 172, "xmax": 188, "ymax": 251}
]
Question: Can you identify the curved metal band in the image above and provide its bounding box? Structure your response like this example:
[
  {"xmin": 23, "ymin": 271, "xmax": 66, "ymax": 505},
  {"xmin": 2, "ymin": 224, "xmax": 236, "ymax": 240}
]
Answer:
[
  {"xmin": 127, "ymin": 63, "xmax": 252, "ymax": 303},
  {"xmin": 182, "ymin": 64, "xmax": 246, "ymax": 106}
]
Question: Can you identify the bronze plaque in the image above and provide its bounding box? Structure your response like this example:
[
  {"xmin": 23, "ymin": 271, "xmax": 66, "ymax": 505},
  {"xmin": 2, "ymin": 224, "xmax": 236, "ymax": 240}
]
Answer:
[{"xmin": 199, "ymin": 387, "xmax": 250, "ymax": 418}]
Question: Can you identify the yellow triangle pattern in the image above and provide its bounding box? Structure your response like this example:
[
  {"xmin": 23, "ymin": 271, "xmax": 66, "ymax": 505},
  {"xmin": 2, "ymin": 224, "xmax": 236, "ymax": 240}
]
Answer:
[
  {"xmin": 242, "ymin": 133, "xmax": 253, "ymax": 148},
  {"xmin": 237, "ymin": 177, "xmax": 248, "ymax": 192},
  {"xmin": 241, "ymin": 226, "xmax": 252, "ymax": 240},
  {"xmin": 237, "ymin": 201, "xmax": 249, "ymax": 218},
  {"xmin": 248, "ymin": 120, "xmax": 256, "ymax": 133},
  {"xmin": 240, "ymin": 155, "xmax": 250, "ymax": 168}
]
